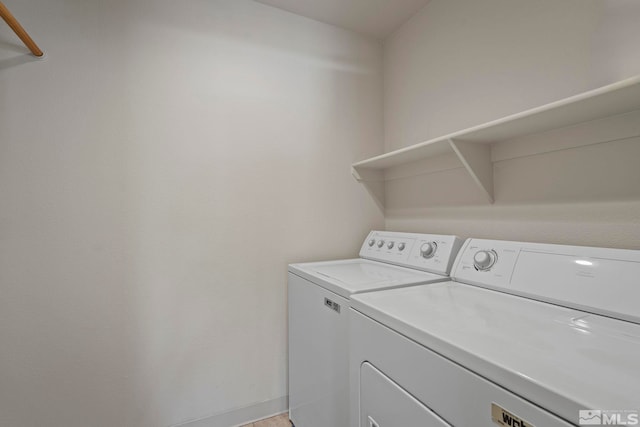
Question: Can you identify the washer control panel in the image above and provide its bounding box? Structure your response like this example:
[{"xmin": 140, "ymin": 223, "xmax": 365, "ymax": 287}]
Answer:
[{"xmin": 360, "ymin": 231, "xmax": 463, "ymax": 275}]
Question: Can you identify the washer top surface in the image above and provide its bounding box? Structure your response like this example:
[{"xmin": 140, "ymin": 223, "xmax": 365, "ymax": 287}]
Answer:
[
  {"xmin": 351, "ymin": 281, "xmax": 640, "ymax": 421},
  {"xmin": 289, "ymin": 258, "xmax": 446, "ymax": 298}
]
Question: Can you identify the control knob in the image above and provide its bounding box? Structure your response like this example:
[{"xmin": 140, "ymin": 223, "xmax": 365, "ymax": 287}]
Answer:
[
  {"xmin": 474, "ymin": 250, "xmax": 497, "ymax": 271},
  {"xmin": 377, "ymin": 240, "xmax": 385, "ymax": 248},
  {"xmin": 368, "ymin": 239, "xmax": 375, "ymax": 247},
  {"xmin": 398, "ymin": 242, "xmax": 406, "ymax": 251},
  {"xmin": 420, "ymin": 242, "xmax": 437, "ymax": 259},
  {"xmin": 387, "ymin": 241, "xmax": 394, "ymax": 249}
]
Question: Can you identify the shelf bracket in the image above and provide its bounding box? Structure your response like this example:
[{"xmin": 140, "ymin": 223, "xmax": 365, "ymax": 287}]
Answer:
[
  {"xmin": 448, "ymin": 139, "xmax": 494, "ymax": 203},
  {"xmin": 351, "ymin": 166, "xmax": 385, "ymax": 183},
  {"xmin": 352, "ymin": 166, "xmax": 385, "ymax": 210}
]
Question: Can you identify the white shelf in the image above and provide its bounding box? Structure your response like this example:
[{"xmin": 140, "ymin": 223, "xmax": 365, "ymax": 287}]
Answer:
[{"xmin": 352, "ymin": 75, "xmax": 640, "ymax": 205}]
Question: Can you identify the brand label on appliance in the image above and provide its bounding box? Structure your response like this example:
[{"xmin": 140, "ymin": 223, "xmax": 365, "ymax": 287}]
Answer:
[
  {"xmin": 492, "ymin": 403, "xmax": 534, "ymax": 427},
  {"xmin": 324, "ymin": 297, "xmax": 340, "ymax": 313}
]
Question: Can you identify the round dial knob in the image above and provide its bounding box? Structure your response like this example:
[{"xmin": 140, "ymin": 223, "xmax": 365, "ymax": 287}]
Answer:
[
  {"xmin": 377, "ymin": 240, "xmax": 385, "ymax": 248},
  {"xmin": 420, "ymin": 242, "xmax": 437, "ymax": 259},
  {"xmin": 368, "ymin": 239, "xmax": 375, "ymax": 247},
  {"xmin": 398, "ymin": 242, "xmax": 406, "ymax": 251},
  {"xmin": 387, "ymin": 241, "xmax": 394, "ymax": 249},
  {"xmin": 474, "ymin": 250, "xmax": 497, "ymax": 271}
]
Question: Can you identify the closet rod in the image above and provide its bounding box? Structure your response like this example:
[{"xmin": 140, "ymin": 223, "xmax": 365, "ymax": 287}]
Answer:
[{"xmin": 0, "ymin": 1, "xmax": 43, "ymax": 57}]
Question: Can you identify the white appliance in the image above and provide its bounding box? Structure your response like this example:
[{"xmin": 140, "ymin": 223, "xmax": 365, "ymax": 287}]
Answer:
[
  {"xmin": 350, "ymin": 238, "xmax": 640, "ymax": 427},
  {"xmin": 288, "ymin": 231, "xmax": 463, "ymax": 427}
]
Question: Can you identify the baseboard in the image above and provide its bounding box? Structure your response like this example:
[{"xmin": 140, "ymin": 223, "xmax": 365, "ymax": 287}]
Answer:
[{"xmin": 175, "ymin": 396, "xmax": 288, "ymax": 427}]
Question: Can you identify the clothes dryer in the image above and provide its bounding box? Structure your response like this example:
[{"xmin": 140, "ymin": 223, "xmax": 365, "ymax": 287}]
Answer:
[{"xmin": 350, "ymin": 239, "xmax": 640, "ymax": 427}]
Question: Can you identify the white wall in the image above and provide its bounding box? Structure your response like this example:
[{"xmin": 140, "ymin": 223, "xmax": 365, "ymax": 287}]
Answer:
[
  {"xmin": 0, "ymin": 1, "xmax": 383, "ymax": 426},
  {"xmin": 383, "ymin": 0, "xmax": 640, "ymax": 248}
]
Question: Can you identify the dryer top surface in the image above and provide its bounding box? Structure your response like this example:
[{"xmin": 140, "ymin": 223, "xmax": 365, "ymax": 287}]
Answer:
[{"xmin": 351, "ymin": 282, "xmax": 640, "ymax": 414}]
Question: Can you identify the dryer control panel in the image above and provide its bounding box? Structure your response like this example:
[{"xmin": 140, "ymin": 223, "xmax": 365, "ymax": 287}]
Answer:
[
  {"xmin": 452, "ymin": 238, "xmax": 640, "ymax": 324},
  {"xmin": 360, "ymin": 231, "xmax": 463, "ymax": 276}
]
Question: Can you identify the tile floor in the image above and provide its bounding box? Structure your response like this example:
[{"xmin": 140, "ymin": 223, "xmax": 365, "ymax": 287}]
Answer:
[{"xmin": 241, "ymin": 413, "xmax": 291, "ymax": 427}]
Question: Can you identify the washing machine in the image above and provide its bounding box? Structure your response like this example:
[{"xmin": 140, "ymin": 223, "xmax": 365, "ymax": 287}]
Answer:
[
  {"xmin": 350, "ymin": 238, "xmax": 640, "ymax": 427},
  {"xmin": 288, "ymin": 231, "xmax": 463, "ymax": 427}
]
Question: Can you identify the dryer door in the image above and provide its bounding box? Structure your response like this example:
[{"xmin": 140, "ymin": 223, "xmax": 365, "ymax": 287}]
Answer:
[{"xmin": 360, "ymin": 362, "xmax": 452, "ymax": 427}]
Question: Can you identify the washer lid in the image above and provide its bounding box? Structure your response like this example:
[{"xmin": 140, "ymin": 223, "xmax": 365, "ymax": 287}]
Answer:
[
  {"xmin": 351, "ymin": 282, "xmax": 640, "ymax": 424},
  {"xmin": 288, "ymin": 259, "xmax": 445, "ymax": 298}
]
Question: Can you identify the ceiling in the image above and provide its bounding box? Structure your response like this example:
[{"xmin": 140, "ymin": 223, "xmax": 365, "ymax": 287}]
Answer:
[{"xmin": 253, "ymin": 0, "xmax": 430, "ymax": 39}]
